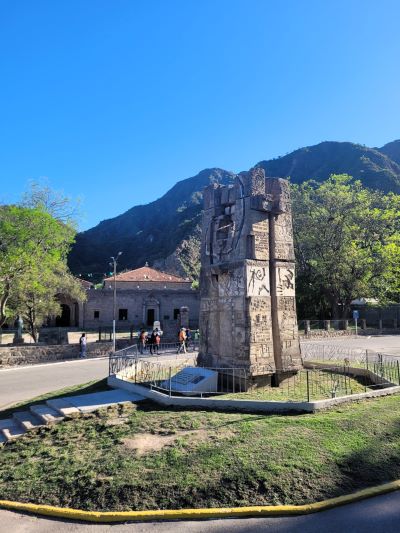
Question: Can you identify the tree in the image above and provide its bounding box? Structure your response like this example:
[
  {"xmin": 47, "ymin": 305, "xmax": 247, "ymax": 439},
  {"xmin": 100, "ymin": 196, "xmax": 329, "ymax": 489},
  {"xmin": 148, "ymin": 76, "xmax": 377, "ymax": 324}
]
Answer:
[
  {"xmin": 0, "ymin": 202, "xmax": 85, "ymax": 339},
  {"xmin": 292, "ymin": 175, "xmax": 400, "ymax": 318},
  {"xmin": 21, "ymin": 179, "xmax": 82, "ymax": 228},
  {"xmin": 10, "ymin": 264, "xmax": 85, "ymax": 342}
]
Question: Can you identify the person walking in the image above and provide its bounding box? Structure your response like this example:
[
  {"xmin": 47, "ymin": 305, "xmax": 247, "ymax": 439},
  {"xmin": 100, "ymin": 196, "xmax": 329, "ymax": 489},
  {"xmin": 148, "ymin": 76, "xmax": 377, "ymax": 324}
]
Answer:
[
  {"xmin": 186, "ymin": 327, "xmax": 192, "ymax": 350},
  {"xmin": 149, "ymin": 329, "xmax": 156, "ymax": 355},
  {"xmin": 177, "ymin": 327, "xmax": 187, "ymax": 354},
  {"xmin": 139, "ymin": 329, "xmax": 147, "ymax": 355},
  {"xmin": 79, "ymin": 332, "xmax": 87, "ymax": 358},
  {"xmin": 154, "ymin": 328, "xmax": 161, "ymax": 355}
]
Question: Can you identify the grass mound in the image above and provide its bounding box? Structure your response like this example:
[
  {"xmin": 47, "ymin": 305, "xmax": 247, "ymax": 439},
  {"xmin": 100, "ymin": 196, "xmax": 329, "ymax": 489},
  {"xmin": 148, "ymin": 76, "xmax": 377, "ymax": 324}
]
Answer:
[{"xmin": 0, "ymin": 394, "xmax": 399, "ymax": 511}]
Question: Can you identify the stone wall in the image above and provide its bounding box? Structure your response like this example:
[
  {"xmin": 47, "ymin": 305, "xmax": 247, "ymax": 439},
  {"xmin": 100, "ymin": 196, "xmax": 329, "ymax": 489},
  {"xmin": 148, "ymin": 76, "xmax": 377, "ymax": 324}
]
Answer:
[
  {"xmin": 83, "ymin": 288, "xmax": 200, "ymax": 331},
  {"xmin": 0, "ymin": 340, "xmax": 130, "ymax": 368}
]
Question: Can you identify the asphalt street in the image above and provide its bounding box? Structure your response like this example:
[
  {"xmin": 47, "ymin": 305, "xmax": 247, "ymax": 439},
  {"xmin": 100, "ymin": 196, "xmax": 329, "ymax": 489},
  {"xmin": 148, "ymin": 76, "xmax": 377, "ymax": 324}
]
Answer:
[
  {"xmin": 303, "ymin": 334, "xmax": 400, "ymax": 355},
  {"xmin": 0, "ymin": 491, "xmax": 400, "ymax": 533},
  {"xmin": 0, "ymin": 357, "xmax": 110, "ymax": 410}
]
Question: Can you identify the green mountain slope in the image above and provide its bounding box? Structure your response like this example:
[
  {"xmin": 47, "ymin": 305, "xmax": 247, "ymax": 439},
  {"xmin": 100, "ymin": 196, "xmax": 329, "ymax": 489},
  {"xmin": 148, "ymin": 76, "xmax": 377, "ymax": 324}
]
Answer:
[
  {"xmin": 377, "ymin": 140, "xmax": 400, "ymax": 166},
  {"xmin": 68, "ymin": 140, "xmax": 400, "ymax": 280},
  {"xmin": 257, "ymin": 141, "xmax": 400, "ymax": 193}
]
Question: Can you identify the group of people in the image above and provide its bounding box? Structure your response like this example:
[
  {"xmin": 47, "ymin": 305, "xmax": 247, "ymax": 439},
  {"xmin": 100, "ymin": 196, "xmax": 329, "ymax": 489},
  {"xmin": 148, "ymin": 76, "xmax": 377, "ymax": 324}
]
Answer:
[
  {"xmin": 138, "ymin": 328, "xmax": 162, "ymax": 354},
  {"xmin": 137, "ymin": 326, "xmax": 193, "ymax": 355}
]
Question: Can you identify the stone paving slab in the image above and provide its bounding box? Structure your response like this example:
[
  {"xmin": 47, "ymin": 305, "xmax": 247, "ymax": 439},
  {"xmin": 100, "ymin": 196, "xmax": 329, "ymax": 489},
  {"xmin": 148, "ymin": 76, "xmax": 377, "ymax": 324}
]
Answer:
[
  {"xmin": 66, "ymin": 389, "xmax": 145, "ymax": 413},
  {"xmin": 46, "ymin": 398, "xmax": 80, "ymax": 416},
  {"xmin": 30, "ymin": 404, "xmax": 64, "ymax": 424},
  {"xmin": 0, "ymin": 418, "xmax": 17, "ymax": 430}
]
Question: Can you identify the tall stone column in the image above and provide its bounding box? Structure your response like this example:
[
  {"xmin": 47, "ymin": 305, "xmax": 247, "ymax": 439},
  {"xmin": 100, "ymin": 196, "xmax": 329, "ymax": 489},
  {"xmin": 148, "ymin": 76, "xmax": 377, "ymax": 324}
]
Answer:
[
  {"xmin": 198, "ymin": 167, "xmax": 301, "ymax": 381},
  {"xmin": 266, "ymin": 178, "xmax": 301, "ymax": 372}
]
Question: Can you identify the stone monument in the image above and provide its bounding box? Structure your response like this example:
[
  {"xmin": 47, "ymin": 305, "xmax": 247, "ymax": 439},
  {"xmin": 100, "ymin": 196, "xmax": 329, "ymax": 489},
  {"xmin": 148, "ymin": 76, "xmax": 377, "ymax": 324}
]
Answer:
[
  {"xmin": 198, "ymin": 167, "xmax": 301, "ymax": 384},
  {"xmin": 13, "ymin": 315, "xmax": 25, "ymax": 345}
]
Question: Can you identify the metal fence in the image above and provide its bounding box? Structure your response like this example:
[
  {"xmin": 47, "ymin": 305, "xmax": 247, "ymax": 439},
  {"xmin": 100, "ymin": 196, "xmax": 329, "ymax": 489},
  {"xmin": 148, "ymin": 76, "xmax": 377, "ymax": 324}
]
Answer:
[
  {"xmin": 108, "ymin": 340, "xmax": 199, "ymax": 375},
  {"xmin": 109, "ymin": 341, "xmax": 400, "ymax": 401},
  {"xmin": 112, "ymin": 358, "xmax": 250, "ymax": 396},
  {"xmin": 301, "ymin": 343, "xmax": 400, "ymax": 391},
  {"xmin": 301, "ymin": 342, "xmax": 399, "ymax": 365}
]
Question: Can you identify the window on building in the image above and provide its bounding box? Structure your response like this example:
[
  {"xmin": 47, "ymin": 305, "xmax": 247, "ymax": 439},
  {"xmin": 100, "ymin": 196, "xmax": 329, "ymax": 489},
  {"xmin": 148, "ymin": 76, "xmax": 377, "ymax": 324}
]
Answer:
[
  {"xmin": 119, "ymin": 309, "xmax": 128, "ymax": 321},
  {"xmin": 94, "ymin": 310, "xmax": 100, "ymax": 319},
  {"xmin": 173, "ymin": 308, "xmax": 180, "ymax": 320}
]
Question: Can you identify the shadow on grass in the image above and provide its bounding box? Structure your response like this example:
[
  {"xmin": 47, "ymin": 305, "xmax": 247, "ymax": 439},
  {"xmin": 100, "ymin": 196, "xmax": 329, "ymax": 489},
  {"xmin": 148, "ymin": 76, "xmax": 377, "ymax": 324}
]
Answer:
[{"xmin": 325, "ymin": 418, "xmax": 400, "ymax": 498}]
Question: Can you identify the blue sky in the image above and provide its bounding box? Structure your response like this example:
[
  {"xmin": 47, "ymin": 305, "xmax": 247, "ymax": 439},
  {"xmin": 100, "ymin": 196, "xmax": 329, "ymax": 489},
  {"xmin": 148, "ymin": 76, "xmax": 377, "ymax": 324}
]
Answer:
[{"xmin": 1, "ymin": 0, "xmax": 399, "ymax": 230}]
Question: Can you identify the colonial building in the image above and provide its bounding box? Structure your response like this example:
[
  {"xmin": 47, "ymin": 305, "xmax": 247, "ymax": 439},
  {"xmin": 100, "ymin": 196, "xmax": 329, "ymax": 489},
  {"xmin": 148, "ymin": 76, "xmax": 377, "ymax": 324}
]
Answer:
[{"xmin": 82, "ymin": 266, "xmax": 199, "ymax": 334}]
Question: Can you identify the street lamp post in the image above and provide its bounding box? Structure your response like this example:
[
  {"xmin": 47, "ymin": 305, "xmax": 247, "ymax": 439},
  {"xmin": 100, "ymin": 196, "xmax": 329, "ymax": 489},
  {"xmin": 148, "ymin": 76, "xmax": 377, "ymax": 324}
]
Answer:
[{"xmin": 110, "ymin": 252, "xmax": 122, "ymax": 352}]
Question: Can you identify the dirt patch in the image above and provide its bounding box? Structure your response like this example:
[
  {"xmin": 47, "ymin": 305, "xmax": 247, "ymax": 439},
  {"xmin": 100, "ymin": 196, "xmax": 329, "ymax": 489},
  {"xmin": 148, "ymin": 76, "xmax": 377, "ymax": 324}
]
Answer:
[{"xmin": 121, "ymin": 429, "xmax": 215, "ymax": 456}]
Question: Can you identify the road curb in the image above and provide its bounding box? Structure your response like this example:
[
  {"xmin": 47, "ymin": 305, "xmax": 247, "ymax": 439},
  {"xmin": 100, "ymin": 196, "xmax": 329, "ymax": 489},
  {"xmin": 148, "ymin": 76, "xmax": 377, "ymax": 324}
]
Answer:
[{"xmin": 1, "ymin": 480, "xmax": 399, "ymax": 523}]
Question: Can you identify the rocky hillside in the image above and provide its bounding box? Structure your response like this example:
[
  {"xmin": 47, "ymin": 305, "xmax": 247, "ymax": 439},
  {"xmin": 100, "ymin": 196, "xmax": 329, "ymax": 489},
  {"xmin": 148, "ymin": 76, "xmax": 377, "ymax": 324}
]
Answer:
[
  {"xmin": 68, "ymin": 140, "xmax": 400, "ymax": 280},
  {"xmin": 257, "ymin": 141, "xmax": 400, "ymax": 193},
  {"xmin": 68, "ymin": 168, "xmax": 235, "ymax": 280}
]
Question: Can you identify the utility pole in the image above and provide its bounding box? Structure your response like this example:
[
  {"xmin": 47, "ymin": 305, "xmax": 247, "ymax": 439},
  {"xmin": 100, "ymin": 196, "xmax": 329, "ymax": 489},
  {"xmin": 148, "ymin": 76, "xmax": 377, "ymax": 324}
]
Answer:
[{"xmin": 110, "ymin": 252, "xmax": 122, "ymax": 352}]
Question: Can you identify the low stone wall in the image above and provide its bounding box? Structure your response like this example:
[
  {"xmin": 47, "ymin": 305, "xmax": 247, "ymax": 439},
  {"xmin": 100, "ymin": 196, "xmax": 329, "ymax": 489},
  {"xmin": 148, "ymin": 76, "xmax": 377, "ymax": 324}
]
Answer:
[
  {"xmin": 0, "ymin": 340, "xmax": 131, "ymax": 368},
  {"xmin": 301, "ymin": 328, "xmax": 400, "ymax": 339}
]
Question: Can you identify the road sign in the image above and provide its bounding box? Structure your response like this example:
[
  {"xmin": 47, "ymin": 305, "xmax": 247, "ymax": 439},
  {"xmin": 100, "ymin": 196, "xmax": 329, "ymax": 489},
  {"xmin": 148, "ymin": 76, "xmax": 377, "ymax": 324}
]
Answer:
[{"xmin": 353, "ymin": 310, "xmax": 360, "ymax": 320}]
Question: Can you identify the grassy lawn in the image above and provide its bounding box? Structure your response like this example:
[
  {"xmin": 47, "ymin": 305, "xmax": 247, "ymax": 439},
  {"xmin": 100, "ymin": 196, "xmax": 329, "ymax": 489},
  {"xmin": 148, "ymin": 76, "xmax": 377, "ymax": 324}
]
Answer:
[
  {"xmin": 0, "ymin": 394, "xmax": 399, "ymax": 511},
  {"xmin": 218, "ymin": 371, "xmax": 369, "ymax": 401},
  {"xmin": 0, "ymin": 379, "xmax": 110, "ymax": 421}
]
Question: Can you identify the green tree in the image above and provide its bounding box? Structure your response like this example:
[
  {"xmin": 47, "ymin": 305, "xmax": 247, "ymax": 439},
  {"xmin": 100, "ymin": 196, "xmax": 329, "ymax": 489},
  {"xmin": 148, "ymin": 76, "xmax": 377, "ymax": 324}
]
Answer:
[
  {"xmin": 292, "ymin": 175, "xmax": 400, "ymax": 318},
  {"xmin": 0, "ymin": 203, "xmax": 85, "ymax": 339},
  {"xmin": 10, "ymin": 264, "xmax": 85, "ymax": 342}
]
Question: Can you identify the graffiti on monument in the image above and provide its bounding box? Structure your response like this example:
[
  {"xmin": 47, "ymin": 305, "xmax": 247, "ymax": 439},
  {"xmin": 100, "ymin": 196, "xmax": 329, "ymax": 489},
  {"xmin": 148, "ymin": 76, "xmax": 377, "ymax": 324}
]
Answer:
[
  {"xmin": 247, "ymin": 266, "xmax": 270, "ymax": 296},
  {"xmin": 276, "ymin": 267, "xmax": 295, "ymax": 296}
]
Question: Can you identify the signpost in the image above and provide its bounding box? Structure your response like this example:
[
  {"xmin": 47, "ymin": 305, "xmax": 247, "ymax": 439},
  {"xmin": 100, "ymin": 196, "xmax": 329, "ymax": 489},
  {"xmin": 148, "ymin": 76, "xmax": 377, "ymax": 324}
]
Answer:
[{"xmin": 353, "ymin": 310, "xmax": 359, "ymax": 336}]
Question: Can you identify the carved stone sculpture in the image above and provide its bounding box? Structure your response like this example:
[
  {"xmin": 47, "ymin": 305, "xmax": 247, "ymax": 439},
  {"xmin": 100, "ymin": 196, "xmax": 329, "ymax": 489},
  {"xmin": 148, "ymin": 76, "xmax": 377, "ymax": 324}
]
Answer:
[{"xmin": 198, "ymin": 167, "xmax": 301, "ymax": 383}]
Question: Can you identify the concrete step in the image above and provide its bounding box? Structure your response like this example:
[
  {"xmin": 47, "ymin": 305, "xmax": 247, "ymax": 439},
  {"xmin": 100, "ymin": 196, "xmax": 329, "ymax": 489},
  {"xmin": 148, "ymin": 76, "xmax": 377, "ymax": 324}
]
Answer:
[
  {"xmin": 46, "ymin": 398, "xmax": 80, "ymax": 417},
  {"xmin": 13, "ymin": 411, "xmax": 44, "ymax": 431},
  {"xmin": 1, "ymin": 421, "xmax": 26, "ymax": 441},
  {"xmin": 0, "ymin": 418, "xmax": 16, "ymax": 431},
  {"xmin": 66, "ymin": 389, "xmax": 145, "ymax": 413},
  {"xmin": 30, "ymin": 404, "xmax": 65, "ymax": 425}
]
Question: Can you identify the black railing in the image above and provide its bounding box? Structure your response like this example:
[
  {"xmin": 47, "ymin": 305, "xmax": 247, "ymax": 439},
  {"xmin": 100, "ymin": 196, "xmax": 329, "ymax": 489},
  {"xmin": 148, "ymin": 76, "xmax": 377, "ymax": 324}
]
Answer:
[{"xmin": 108, "ymin": 340, "xmax": 199, "ymax": 375}]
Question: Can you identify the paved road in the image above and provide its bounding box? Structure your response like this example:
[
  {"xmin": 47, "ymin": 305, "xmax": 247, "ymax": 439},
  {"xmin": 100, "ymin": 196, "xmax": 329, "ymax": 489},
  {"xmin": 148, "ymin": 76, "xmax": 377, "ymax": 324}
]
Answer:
[
  {"xmin": 0, "ymin": 357, "xmax": 110, "ymax": 410},
  {"xmin": 302, "ymin": 334, "xmax": 400, "ymax": 355},
  {"xmin": 0, "ymin": 352, "xmax": 197, "ymax": 411},
  {"xmin": 1, "ymin": 491, "xmax": 399, "ymax": 532}
]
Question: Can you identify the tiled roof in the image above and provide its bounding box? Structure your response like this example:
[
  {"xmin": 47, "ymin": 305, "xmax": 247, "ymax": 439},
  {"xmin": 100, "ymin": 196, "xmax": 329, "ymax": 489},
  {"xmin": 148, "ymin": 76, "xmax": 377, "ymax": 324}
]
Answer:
[
  {"xmin": 76, "ymin": 278, "xmax": 93, "ymax": 289},
  {"xmin": 104, "ymin": 266, "xmax": 188, "ymax": 283}
]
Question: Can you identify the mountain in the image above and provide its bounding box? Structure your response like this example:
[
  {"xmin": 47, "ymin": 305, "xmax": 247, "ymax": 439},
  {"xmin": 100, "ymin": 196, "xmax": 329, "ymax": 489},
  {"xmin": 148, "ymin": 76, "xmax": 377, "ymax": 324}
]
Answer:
[
  {"xmin": 68, "ymin": 168, "xmax": 235, "ymax": 280},
  {"xmin": 377, "ymin": 140, "xmax": 400, "ymax": 166},
  {"xmin": 68, "ymin": 140, "xmax": 400, "ymax": 281},
  {"xmin": 257, "ymin": 141, "xmax": 400, "ymax": 193}
]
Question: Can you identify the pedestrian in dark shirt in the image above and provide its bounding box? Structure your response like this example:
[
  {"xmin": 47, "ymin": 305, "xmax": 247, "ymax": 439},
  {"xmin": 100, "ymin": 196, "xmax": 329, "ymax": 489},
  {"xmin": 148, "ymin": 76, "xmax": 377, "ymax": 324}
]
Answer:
[{"xmin": 79, "ymin": 333, "xmax": 87, "ymax": 358}]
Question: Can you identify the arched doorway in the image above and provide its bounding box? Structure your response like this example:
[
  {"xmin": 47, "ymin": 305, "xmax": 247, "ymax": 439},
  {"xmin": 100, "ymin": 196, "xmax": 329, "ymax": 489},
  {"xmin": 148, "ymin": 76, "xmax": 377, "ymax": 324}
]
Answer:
[{"xmin": 56, "ymin": 304, "xmax": 71, "ymax": 327}]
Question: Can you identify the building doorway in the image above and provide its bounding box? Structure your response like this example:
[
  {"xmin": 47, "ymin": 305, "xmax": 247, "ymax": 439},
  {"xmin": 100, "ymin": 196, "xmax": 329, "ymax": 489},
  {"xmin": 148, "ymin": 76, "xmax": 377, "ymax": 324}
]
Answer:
[
  {"xmin": 147, "ymin": 308, "xmax": 155, "ymax": 326},
  {"xmin": 56, "ymin": 304, "xmax": 71, "ymax": 327}
]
